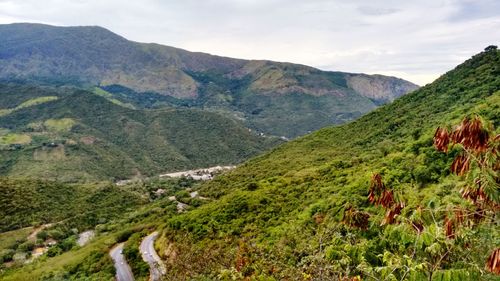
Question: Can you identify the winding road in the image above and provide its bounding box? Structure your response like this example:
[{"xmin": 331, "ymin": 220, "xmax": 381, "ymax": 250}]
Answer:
[
  {"xmin": 110, "ymin": 243, "xmax": 135, "ymax": 281},
  {"xmin": 140, "ymin": 232, "xmax": 166, "ymax": 281}
]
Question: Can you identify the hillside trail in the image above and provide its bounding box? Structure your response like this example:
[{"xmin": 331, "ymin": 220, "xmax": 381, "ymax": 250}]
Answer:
[{"xmin": 27, "ymin": 223, "xmax": 53, "ymax": 241}]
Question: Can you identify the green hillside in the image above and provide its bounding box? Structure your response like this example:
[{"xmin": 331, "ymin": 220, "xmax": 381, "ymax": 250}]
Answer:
[
  {"xmin": 0, "ymin": 23, "xmax": 418, "ymax": 137},
  {"xmin": 0, "ymin": 176, "xmax": 190, "ymax": 281},
  {"xmin": 0, "ymin": 178, "xmax": 146, "ymax": 233},
  {"xmin": 0, "ymin": 47, "xmax": 498, "ymax": 281},
  {"xmin": 153, "ymin": 48, "xmax": 500, "ymax": 279},
  {"xmin": 0, "ymin": 84, "xmax": 280, "ymax": 181}
]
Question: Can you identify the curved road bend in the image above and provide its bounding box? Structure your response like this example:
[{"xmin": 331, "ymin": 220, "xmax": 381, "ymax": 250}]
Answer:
[
  {"xmin": 140, "ymin": 232, "xmax": 166, "ymax": 281},
  {"xmin": 110, "ymin": 243, "xmax": 135, "ymax": 281}
]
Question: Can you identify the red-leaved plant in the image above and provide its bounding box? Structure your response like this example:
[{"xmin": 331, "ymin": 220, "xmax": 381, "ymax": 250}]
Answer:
[{"xmin": 434, "ymin": 115, "xmax": 499, "ymax": 275}]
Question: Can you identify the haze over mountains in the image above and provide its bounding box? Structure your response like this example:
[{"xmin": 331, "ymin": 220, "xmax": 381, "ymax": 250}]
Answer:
[{"xmin": 0, "ymin": 23, "xmax": 418, "ymax": 137}]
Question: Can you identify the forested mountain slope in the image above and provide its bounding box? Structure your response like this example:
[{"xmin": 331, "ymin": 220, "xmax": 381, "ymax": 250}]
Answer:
[
  {"xmin": 0, "ymin": 84, "xmax": 279, "ymax": 181},
  {"xmin": 0, "ymin": 47, "xmax": 497, "ymax": 281},
  {"xmin": 156, "ymin": 47, "xmax": 500, "ymax": 279},
  {"xmin": 0, "ymin": 23, "xmax": 418, "ymax": 137}
]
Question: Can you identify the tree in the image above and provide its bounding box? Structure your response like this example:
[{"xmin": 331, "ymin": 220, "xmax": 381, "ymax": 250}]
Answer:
[
  {"xmin": 485, "ymin": 45, "xmax": 498, "ymax": 52},
  {"xmin": 361, "ymin": 115, "xmax": 499, "ymax": 280}
]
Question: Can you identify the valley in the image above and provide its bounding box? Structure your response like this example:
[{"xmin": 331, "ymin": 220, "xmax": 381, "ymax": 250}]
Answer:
[
  {"xmin": 0, "ymin": 23, "xmax": 418, "ymax": 138},
  {"xmin": 0, "ymin": 84, "xmax": 280, "ymax": 181},
  {"xmin": 0, "ymin": 46, "xmax": 498, "ymax": 281},
  {"xmin": 0, "ymin": 10, "xmax": 498, "ymax": 281}
]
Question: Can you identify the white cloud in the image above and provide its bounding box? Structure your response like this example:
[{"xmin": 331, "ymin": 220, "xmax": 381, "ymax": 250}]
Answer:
[{"xmin": 0, "ymin": 0, "xmax": 498, "ymax": 85}]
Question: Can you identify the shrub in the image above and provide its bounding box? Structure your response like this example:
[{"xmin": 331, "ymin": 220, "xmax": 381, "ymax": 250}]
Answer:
[
  {"xmin": 116, "ymin": 229, "xmax": 133, "ymax": 243},
  {"xmin": 18, "ymin": 241, "xmax": 35, "ymax": 252}
]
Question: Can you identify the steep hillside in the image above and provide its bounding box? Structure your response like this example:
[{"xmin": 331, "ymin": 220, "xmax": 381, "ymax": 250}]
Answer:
[
  {"xmin": 0, "ymin": 23, "xmax": 418, "ymax": 137},
  {"xmin": 155, "ymin": 48, "xmax": 500, "ymax": 279},
  {"xmin": 0, "ymin": 84, "xmax": 280, "ymax": 182}
]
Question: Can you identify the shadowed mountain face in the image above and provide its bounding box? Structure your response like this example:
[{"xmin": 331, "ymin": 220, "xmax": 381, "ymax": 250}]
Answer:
[{"xmin": 0, "ymin": 23, "xmax": 418, "ymax": 137}]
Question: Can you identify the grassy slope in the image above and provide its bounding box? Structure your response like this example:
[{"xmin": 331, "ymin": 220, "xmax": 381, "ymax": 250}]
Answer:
[
  {"xmin": 0, "ymin": 85, "xmax": 280, "ymax": 181},
  {"xmin": 0, "ymin": 228, "xmax": 32, "ymax": 251},
  {"xmin": 156, "ymin": 49, "xmax": 500, "ymax": 278}
]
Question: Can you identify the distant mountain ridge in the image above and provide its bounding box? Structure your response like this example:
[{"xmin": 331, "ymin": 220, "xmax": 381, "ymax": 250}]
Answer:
[{"xmin": 0, "ymin": 23, "xmax": 418, "ymax": 137}]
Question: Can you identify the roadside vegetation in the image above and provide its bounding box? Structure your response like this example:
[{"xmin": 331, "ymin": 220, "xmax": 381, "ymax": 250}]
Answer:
[
  {"xmin": 0, "ymin": 176, "xmax": 205, "ymax": 280},
  {"xmin": 123, "ymin": 232, "xmax": 149, "ymax": 280}
]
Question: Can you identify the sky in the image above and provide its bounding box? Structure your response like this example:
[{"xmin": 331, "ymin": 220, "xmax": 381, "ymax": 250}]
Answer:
[{"xmin": 0, "ymin": 0, "xmax": 499, "ymax": 85}]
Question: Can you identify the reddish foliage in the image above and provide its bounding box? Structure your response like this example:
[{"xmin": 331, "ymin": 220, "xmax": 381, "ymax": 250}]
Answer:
[
  {"xmin": 450, "ymin": 117, "xmax": 489, "ymax": 152},
  {"xmin": 235, "ymin": 241, "xmax": 249, "ymax": 272},
  {"xmin": 435, "ymin": 116, "xmax": 498, "ymax": 206},
  {"xmin": 434, "ymin": 127, "xmax": 450, "ymax": 152},
  {"xmin": 382, "ymin": 202, "xmax": 405, "ymax": 226},
  {"xmin": 368, "ymin": 174, "xmax": 406, "ymax": 226},
  {"xmin": 379, "ymin": 190, "xmax": 395, "ymax": 208},
  {"xmin": 369, "ymin": 174, "xmax": 395, "ymax": 208},
  {"xmin": 368, "ymin": 173, "xmax": 385, "ymax": 204},
  {"xmin": 461, "ymin": 186, "xmax": 488, "ymax": 204},
  {"xmin": 486, "ymin": 248, "xmax": 500, "ymax": 275},
  {"xmin": 371, "ymin": 173, "xmax": 384, "ymax": 190},
  {"xmin": 411, "ymin": 221, "xmax": 424, "ymax": 234},
  {"xmin": 313, "ymin": 213, "xmax": 325, "ymax": 224},
  {"xmin": 450, "ymin": 154, "xmax": 470, "ymax": 176},
  {"xmin": 343, "ymin": 206, "xmax": 370, "ymax": 230},
  {"xmin": 454, "ymin": 208, "xmax": 465, "ymax": 225}
]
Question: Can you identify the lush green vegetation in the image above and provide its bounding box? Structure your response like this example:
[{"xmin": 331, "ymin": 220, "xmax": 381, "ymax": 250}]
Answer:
[
  {"xmin": 0, "ymin": 133, "xmax": 31, "ymax": 145},
  {"xmin": 0, "ymin": 84, "xmax": 281, "ymax": 181},
  {"xmin": 42, "ymin": 118, "xmax": 76, "ymax": 132},
  {"xmin": 123, "ymin": 232, "xmax": 149, "ymax": 280},
  {"xmin": 0, "ymin": 96, "xmax": 58, "ymax": 117},
  {"xmin": 0, "ymin": 176, "xmax": 193, "ymax": 280},
  {"xmin": 0, "ymin": 228, "xmax": 32, "ymax": 251},
  {"xmin": 92, "ymin": 87, "xmax": 135, "ymax": 109},
  {"xmin": 0, "ymin": 178, "xmax": 147, "ymax": 232},
  {"xmin": 152, "ymin": 48, "xmax": 500, "ymax": 279},
  {"xmin": 0, "ymin": 41, "xmax": 497, "ymax": 280}
]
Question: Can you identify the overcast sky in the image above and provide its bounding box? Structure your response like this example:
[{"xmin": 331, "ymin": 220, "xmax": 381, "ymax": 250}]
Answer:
[{"xmin": 0, "ymin": 0, "xmax": 499, "ymax": 85}]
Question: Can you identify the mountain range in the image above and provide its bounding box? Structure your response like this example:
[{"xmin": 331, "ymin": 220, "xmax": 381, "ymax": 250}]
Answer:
[
  {"xmin": 0, "ymin": 23, "xmax": 418, "ymax": 137},
  {"xmin": 0, "ymin": 45, "xmax": 497, "ymax": 281}
]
